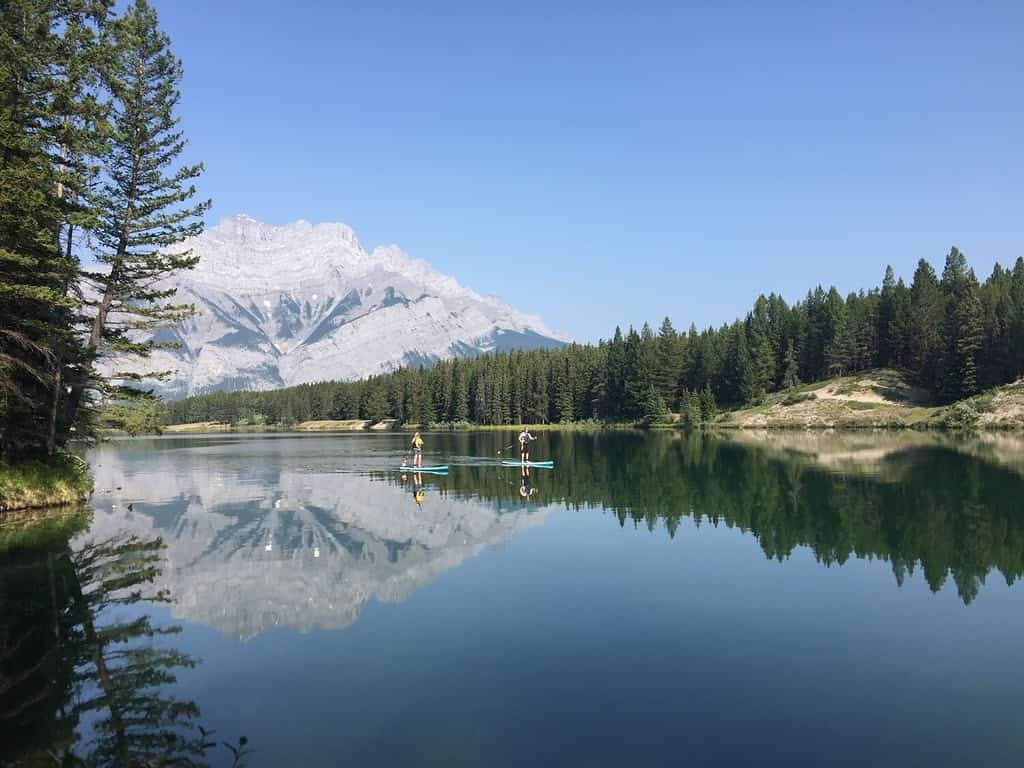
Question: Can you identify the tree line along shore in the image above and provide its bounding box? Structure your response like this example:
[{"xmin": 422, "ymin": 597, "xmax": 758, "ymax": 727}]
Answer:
[
  {"xmin": 158, "ymin": 370, "xmax": 1024, "ymax": 435},
  {"xmin": 162, "ymin": 247, "xmax": 1024, "ymax": 434}
]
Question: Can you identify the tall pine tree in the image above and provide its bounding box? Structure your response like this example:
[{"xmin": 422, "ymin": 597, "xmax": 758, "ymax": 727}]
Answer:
[
  {"xmin": 940, "ymin": 247, "xmax": 984, "ymax": 400},
  {"xmin": 0, "ymin": 0, "xmax": 105, "ymax": 461},
  {"xmin": 71, "ymin": 0, "xmax": 209, "ymax": 427}
]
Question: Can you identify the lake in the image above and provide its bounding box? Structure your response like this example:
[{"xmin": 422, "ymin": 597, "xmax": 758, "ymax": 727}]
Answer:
[{"xmin": 3, "ymin": 430, "xmax": 1024, "ymax": 766}]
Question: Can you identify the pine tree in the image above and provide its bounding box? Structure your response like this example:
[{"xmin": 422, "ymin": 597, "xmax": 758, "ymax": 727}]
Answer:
[
  {"xmin": 909, "ymin": 259, "xmax": 944, "ymax": 391},
  {"xmin": 699, "ymin": 384, "xmax": 717, "ymax": 422},
  {"xmin": 718, "ymin": 324, "xmax": 757, "ymax": 405},
  {"xmin": 641, "ymin": 386, "xmax": 668, "ymax": 425},
  {"xmin": 878, "ymin": 266, "xmax": 897, "ymax": 366},
  {"xmin": 46, "ymin": 2, "xmax": 112, "ymax": 456},
  {"xmin": 654, "ymin": 317, "xmax": 680, "ymax": 409},
  {"xmin": 471, "ymin": 369, "xmax": 487, "ymax": 423},
  {"xmin": 803, "ymin": 286, "xmax": 828, "ymax": 378},
  {"xmin": 824, "ymin": 287, "xmax": 854, "ymax": 377},
  {"xmin": 361, "ymin": 379, "xmax": 388, "ymax": 420},
  {"xmin": 679, "ymin": 388, "xmax": 699, "ymax": 427},
  {"xmin": 605, "ymin": 327, "xmax": 626, "ymax": 419},
  {"xmin": 889, "ymin": 277, "xmax": 911, "ymax": 368},
  {"xmin": 852, "ymin": 290, "xmax": 880, "ymax": 372},
  {"xmin": 941, "ymin": 248, "xmax": 984, "ymax": 400},
  {"xmin": 781, "ymin": 339, "xmax": 800, "ymax": 388},
  {"xmin": 553, "ymin": 357, "xmax": 574, "ymax": 423},
  {"xmin": 1010, "ymin": 259, "xmax": 1024, "ymax": 379},
  {"xmin": 748, "ymin": 296, "xmax": 777, "ymax": 396},
  {"xmin": 70, "ymin": 0, "xmax": 209, "ymax": 426},
  {"xmin": 0, "ymin": 1, "xmax": 104, "ymax": 461},
  {"xmin": 450, "ymin": 359, "xmax": 469, "ymax": 422}
]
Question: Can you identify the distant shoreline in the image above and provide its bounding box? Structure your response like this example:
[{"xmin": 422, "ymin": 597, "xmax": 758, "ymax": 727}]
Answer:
[
  {"xmin": 159, "ymin": 419, "xmax": 632, "ymax": 434},
  {"xmin": 157, "ymin": 371, "xmax": 1024, "ymax": 435}
]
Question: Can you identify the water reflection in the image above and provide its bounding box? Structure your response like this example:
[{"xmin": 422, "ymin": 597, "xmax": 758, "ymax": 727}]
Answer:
[
  {"xmin": 0, "ymin": 512, "xmax": 249, "ymax": 766},
  {"xmin": 6, "ymin": 431, "xmax": 1024, "ymax": 766},
  {"xmin": 89, "ymin": 441, "xmax": 549, "ymax": 639},
  {"xmin": 80, "ymin": 428, "xmax": 1024, "ymax": 656},
  {"xmin": 441, "ymin": 431, "xmax": 1024, "ymax": 604}
]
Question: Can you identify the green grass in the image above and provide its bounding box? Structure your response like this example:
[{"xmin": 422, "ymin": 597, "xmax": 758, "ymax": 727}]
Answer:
[
  {"xmin": 845, "ymin": 401, "xmax": 879, "ymax": 411},
  {"xmin": 781, "ymin": 392, "xmax": 817, "ymax": 407},
  {"xmin": 0, "ymin": 453, "xmax": 93, "ymax": 512}
]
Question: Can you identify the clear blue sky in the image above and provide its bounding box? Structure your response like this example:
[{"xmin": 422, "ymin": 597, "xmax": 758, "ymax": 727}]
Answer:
[{"xmin": 154, "ymin": 0, "xmax": 1023, "ymax": 342}]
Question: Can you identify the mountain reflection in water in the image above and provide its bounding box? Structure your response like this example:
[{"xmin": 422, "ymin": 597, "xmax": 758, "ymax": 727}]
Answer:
[{"xmin": 88, "ymin": 437, "xmax": 549, "ymax": 638}]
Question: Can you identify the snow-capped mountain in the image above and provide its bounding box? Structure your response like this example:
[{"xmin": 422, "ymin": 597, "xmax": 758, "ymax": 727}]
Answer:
[{"xmin": 133, "ymin": 215, "xmax": 568, "ymax": 398}]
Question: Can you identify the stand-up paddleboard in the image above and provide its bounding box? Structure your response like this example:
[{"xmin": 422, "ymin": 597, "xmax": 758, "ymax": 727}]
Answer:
[
  {"xmin": 501, "ymin": 460, "xmax": 554, "ymax": 468},
  {"xmin": 399, "ymin": 465, "xmax": 449, "ymax": 473}
]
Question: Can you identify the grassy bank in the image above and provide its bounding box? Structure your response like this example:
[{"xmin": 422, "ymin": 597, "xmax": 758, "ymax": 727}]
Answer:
[
  {"xmin": 0, "ymin": 453, "xmax": 93, "ymax": 512},
  {"xmin": 157, "ymin": 371, "xmax": 1024, "ymax": 435},
  {"xmin": 163, "ymin": 421, "xmax": 235, "ymax": 433},
  {"xmin": 295, "ymin": 419, "xmax": 397, "ymax": 431},
  {"xmin": 715, "ymin": 370, "xmax": 1024, "ymax": 430}
]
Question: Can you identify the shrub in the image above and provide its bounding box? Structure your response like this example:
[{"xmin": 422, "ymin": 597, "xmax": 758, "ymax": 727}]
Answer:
[
  {"xmin": 942, "ymin": 401, "xmax": 980, "ymax": 430},
  {"xmin": 845, "ymin": 401, "xmax": 878, "ymax": 411},
  {"xmin": 781, "ymin": 392, "xmax": 817, "ymax": 407}
]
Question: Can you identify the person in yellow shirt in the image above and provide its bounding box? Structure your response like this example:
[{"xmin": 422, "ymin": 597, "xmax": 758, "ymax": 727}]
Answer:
[{"xmin": 411, "ymin": 431, "xmax": 424, "ymax": 468}]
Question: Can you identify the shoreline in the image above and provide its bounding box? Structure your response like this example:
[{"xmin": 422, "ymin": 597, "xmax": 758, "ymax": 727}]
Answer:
[
  {"xmin": 160, "ymin": 419, "xmax": 637, "ymax": 434},
  {"xmin": 155, "ymin": 419, "xmax": 1024, "ymax": 435},
  {"xmin": 9, "ymin": 416, "xmax": 1024, "ymax": 513},
  {"xmin": 157, "ymin": 373, "xmax": 1024, "ymax": 435},
  {"xmin": 0, "ymin": 454, "xmax": 93, "ymax": 513}
]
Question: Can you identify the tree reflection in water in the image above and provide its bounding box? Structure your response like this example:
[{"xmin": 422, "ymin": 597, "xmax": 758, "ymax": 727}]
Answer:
[{"xmin": 0, "ymin": 510, "xmax": 251, "ymax": 767}]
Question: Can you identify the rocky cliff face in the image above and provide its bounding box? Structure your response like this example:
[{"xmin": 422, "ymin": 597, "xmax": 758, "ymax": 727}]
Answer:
[{"xmin": 118, "ymin": 215, "xmax": 567, "ymax": 397}]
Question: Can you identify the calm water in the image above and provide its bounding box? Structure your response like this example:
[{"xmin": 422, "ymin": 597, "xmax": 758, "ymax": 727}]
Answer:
[{"xmin": 3, "ymin": 430, "xmax": 1024, "ymax": 766}]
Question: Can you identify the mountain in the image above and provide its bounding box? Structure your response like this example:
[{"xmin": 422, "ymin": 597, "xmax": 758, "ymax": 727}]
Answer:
[{"xmin": 121, "ymin": 215, "xmax": 568, "ymax": 398}]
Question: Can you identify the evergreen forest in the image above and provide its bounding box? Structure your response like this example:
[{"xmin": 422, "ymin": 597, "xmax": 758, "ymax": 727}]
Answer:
[{"xmin": 166, "ymin": 248, "xmax": 1024, "ymax": 427}]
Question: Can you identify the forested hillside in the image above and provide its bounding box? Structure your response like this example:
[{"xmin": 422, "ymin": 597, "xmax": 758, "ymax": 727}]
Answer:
[{"xmin": 165, "ymin": 247, "xmax": 1024, "ymax": 427}]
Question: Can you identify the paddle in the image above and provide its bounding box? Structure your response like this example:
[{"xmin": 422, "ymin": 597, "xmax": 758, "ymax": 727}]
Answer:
[{"xmin": 498, "ymin": 430, "xmax": 542, "ymax": 457}]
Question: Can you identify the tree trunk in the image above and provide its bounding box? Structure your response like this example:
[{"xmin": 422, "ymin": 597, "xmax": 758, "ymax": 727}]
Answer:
[{"xmin": 46, "ymin": 362, "xmax": 62, "ymax": 460}]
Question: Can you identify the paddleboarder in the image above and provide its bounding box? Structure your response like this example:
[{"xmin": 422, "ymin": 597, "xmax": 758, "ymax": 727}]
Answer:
[
  {"xmin": 411, "ymin": 431, "xmax": 424, "ymax": 468},
  {"xmin": 518, "ymin": 428, "xmax": 536, "ymax": 463}
]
